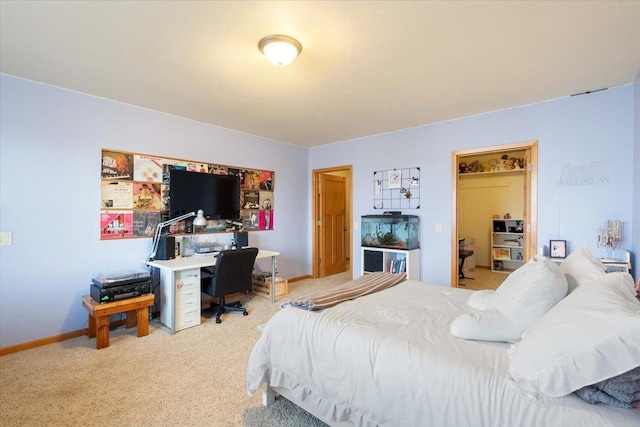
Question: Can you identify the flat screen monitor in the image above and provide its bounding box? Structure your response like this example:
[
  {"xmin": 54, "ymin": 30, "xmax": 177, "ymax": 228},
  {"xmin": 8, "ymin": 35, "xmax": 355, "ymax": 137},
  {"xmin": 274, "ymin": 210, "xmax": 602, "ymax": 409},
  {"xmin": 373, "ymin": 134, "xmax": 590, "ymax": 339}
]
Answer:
[{"xmin": 169, "ymin": 169, "xmax": 240, "ymax": 220}]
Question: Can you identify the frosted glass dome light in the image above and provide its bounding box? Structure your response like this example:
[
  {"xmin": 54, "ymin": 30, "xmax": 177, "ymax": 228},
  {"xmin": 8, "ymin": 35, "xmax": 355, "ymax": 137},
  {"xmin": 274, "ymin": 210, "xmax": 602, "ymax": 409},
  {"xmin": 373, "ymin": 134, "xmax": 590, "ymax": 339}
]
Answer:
[{"xmin": 258, "ymin": 34, "xmax": 302, "ymax": 66}]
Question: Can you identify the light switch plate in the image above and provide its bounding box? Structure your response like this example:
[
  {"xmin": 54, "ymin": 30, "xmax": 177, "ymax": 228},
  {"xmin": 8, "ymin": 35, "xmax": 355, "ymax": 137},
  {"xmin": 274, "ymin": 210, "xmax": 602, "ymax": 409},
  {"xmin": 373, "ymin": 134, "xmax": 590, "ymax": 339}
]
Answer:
[{"xmin": 0, "ymin": 232, "xmax": 13, "ymax": 246}]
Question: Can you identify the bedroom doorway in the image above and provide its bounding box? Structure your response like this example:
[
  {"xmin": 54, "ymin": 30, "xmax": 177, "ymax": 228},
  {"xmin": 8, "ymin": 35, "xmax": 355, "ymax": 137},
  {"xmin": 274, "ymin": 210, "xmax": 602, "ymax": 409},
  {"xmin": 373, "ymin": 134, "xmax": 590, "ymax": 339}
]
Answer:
[
  {"xmin": 312, "ymin": 166, "xmax": 353, "ymax": 278},
  {"xmin": 451, "ymin": 140, "xmax": 538, "ymax": 288}
]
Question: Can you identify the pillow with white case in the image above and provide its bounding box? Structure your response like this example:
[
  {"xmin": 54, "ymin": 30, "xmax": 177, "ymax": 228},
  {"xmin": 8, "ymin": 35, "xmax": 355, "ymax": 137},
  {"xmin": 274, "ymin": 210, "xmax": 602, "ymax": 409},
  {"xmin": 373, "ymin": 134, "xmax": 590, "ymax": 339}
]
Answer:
[
  {"xmin": 508, "ymin": 272, "xmax": 640, "ymax": 398},
  {"xmin": 450, "ymin": 256, "xmax": 567, "ymax": 343},
  {"xmin": 466, "ymin": 289, "xmax": 494, "ymax": 310},
  {"xmin": 559, "ymin": 246, "xmax": 606, "ymax": 293}
]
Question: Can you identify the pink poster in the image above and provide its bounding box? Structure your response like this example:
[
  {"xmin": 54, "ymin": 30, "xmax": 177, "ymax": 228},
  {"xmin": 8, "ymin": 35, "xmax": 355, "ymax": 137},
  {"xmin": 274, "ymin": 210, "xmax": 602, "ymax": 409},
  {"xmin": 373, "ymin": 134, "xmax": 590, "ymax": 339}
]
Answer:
[
  {"xmin": 259, "ymin": 210, "xmax": 273, "ymax": 230},
  {"xmin": 100, "ymin": 211, "xmax": 134, "ymax": 239}
]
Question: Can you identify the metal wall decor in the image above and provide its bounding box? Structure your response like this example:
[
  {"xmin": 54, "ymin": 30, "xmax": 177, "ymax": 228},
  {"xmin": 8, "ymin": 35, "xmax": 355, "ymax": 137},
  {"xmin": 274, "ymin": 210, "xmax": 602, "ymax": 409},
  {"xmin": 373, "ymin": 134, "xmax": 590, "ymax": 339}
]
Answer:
[{"xmin": 373, "ymin": 167, "xmax": 420, "ymax": 210}]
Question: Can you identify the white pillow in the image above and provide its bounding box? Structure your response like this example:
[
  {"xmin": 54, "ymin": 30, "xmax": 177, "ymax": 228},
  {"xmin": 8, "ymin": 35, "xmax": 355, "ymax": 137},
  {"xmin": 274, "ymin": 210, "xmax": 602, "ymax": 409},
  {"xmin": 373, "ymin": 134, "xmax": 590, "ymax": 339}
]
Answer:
[
  {"xmin": 449, "ymin": 309, "xmax": 530, "ymax": 343},
  {"xmin": 466, "ymin": 289, "xmax": 494, "ymax": 310},
  {"xmin": 508, "ymin": 272, "xmax": 640, "ymax": 398},
  {"xmin": 559, "ymin": 246, "xmax": 606, "ymax": 293},
  {"xmin": 450, "ymin": 256, "xmax": 567, "ymax": 343}
]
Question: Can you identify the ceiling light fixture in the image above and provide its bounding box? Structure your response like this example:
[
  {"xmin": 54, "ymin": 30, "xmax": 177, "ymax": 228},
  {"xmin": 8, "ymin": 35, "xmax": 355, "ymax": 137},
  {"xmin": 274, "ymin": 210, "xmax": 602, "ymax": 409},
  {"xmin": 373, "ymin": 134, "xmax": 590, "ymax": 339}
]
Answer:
[{"xmin": 258, "ymin": 34, "xmax": 302, "ymax": 66}]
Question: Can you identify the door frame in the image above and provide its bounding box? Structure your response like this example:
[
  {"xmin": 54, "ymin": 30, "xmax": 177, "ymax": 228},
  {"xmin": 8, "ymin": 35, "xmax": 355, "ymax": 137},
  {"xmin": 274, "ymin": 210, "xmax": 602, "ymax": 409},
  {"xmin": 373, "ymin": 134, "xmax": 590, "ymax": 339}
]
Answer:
[
  {"xmin": 451, "ymin": 140, "xmax": 538, "ymax": 286},
  {"xmin": 312, "ymin": 165, "xmax": 353, "ymax": 278}
]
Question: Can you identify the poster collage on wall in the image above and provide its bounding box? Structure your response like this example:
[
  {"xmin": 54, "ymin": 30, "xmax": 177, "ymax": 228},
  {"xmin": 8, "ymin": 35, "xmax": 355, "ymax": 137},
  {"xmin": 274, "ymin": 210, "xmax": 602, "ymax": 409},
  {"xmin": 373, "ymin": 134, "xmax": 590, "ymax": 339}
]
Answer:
[{"xmin": 100, "ymin": 149, "xmax": 275, "ymax": 240}]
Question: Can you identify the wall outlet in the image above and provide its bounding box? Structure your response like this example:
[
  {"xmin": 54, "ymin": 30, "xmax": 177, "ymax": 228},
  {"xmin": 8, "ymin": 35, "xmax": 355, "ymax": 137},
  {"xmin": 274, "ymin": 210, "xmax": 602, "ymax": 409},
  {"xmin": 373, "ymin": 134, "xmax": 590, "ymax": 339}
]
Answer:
[{"xmin": 0, "ymin": 232, "xmax": 12, "ymax": 246}]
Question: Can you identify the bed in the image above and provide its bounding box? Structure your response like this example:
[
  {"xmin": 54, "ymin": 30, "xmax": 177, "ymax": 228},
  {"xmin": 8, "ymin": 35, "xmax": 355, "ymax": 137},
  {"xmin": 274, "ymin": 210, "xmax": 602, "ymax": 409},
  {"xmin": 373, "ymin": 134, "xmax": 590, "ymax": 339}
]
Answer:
[{"xmin": 246, "ymin": 254, "xmax": 640, "ymax": 427}]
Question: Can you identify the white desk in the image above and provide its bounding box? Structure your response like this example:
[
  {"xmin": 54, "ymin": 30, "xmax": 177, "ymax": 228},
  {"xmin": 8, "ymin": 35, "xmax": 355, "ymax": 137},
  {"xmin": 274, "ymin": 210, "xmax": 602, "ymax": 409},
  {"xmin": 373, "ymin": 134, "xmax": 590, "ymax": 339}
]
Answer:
[
  {"xmin": 551, "ymin": 252, "xmax": 631, "ymax": 275},
  {"xmin": 599, "ymin": 259, "xmax": 631, "ymax": 274},
  {"xmin": 147, "ymin": 249, "xmax": 279, "ymax": 334}
]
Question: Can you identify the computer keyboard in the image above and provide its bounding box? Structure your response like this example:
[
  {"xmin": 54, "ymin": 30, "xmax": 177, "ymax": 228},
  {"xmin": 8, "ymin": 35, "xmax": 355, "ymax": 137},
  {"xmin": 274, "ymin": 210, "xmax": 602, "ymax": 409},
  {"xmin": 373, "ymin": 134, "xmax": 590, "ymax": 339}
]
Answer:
[{"xmin": 193, "ymin": 251, "xmax": 219, "ymax": 257}]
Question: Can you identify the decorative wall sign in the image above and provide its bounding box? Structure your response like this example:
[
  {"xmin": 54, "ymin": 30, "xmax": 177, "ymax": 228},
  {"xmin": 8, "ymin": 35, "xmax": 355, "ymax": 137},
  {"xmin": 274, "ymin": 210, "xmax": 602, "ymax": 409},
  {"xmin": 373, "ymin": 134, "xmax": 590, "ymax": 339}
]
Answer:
[
  {"xmin": 557, "ymin": 160, "xmax": 609, "ymax": 186},
  {"xmin": 373, "ymin": 167, "xmax": 420, "ymax": 210},
  {"xmin": 100, "ymin": 148, "xmax": 275, "ymax": 240}
]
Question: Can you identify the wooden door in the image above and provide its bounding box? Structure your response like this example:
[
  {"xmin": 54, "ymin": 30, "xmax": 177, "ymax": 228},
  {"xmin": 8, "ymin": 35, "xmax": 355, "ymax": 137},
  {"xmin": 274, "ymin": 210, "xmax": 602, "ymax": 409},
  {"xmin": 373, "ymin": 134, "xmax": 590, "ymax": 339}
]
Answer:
[{"xmin": 318, "ymin": 174, "xmax": 347, "ymax": 277}]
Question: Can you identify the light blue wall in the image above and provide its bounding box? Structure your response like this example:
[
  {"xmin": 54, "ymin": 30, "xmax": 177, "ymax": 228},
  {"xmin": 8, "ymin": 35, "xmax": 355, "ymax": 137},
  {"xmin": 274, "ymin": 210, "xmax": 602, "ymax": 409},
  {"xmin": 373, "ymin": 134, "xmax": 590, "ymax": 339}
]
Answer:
[
  {"xmin": 310, "ymin": 84, "xmax": 636, "ymax": 285},
  {"xmin": 0, "ymin": 74, "xmax": 310, "ymax": 348},
  {"xmin": 1, "ymin": 74, "xmax": 636, "ymax": 349}
]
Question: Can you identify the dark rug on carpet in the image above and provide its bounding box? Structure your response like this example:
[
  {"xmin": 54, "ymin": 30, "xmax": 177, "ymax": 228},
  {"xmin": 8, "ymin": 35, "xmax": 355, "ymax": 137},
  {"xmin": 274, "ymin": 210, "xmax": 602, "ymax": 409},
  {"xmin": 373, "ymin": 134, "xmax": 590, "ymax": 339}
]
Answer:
[{"xmin": 242, "ymin": 397, "xmax": 329, "ymax": 427}]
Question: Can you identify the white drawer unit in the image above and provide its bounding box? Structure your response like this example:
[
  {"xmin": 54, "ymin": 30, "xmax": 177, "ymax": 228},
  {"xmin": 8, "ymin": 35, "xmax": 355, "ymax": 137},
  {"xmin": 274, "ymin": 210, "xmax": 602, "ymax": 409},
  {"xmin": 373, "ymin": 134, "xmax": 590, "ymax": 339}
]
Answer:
[
  {"xmin": 174, "ymin": 269, "xmax": 201, "ymax": 330},
  {"xmin": 175, "ymin": 307, "xmax": 200, "ymax": 330},
  {"xmin": 148, "ymin": 249, "xmax": 280, "ymax": 334},
  {"xmin": 160, "ymin": 267, "xmax": 201, "ymax": 332}
]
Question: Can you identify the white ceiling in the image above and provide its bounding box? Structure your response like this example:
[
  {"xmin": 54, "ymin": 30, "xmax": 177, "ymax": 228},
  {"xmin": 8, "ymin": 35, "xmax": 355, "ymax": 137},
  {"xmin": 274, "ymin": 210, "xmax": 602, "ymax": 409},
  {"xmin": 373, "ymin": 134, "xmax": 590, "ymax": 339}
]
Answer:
[{"xmin": 1, "ymin": 1, "xmax": 639, "ymax": 148}]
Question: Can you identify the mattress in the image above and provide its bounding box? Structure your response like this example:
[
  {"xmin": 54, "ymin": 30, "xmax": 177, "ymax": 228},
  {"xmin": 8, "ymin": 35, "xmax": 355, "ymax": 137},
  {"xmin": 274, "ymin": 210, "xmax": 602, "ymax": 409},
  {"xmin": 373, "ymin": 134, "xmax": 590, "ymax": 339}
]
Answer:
[{"xmin": 246, "ymin": 279, "xmax": 640, "ymax": 426}]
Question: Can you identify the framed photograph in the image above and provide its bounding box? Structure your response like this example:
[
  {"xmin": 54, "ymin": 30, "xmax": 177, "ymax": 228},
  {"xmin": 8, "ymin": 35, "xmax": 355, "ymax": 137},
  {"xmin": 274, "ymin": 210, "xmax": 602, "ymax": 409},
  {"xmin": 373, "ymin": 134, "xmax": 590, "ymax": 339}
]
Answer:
[{"xmin": 550, "ymin": 240, "xmax": 567, "ymax": 259}]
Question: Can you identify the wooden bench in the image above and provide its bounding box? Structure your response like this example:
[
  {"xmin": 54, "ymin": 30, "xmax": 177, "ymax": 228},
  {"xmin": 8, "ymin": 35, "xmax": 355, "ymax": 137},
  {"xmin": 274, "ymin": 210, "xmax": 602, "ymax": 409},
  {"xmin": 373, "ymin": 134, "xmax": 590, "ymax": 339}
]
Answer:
[{"xmin": 82, "ymin": 294, "xmax": 155, "ymax": 349}]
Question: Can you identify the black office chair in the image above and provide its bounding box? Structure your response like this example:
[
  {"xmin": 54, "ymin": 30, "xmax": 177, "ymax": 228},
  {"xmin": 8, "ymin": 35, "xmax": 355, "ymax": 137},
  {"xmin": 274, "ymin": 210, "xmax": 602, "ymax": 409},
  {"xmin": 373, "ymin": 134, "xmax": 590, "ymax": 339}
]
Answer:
[
  {"xmin": 201, "ymin": 247, "xmax": 258, "ymax": 323},
  {"xmin": 458, "ymin": 238, "xmax": 474, "ymax": 282}
]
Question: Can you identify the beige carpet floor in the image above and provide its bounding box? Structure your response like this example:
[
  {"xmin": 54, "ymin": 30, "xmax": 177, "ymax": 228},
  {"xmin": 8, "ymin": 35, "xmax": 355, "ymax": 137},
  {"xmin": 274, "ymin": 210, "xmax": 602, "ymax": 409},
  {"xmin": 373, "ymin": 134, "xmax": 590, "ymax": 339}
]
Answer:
[
  {"xmin": 242, "ymin": 396, "xmax": 328, "ymax": 427},
  {"xmin": 1, "ymin": 271, "xmax": 489, "ymax": 426},
  {"xmin": 458, "ymin": 266, "xmax": 508, "ymax": 290},
  {"xmin": 0, "ymin": 272, "xmax": 350, "ymax": 427}
]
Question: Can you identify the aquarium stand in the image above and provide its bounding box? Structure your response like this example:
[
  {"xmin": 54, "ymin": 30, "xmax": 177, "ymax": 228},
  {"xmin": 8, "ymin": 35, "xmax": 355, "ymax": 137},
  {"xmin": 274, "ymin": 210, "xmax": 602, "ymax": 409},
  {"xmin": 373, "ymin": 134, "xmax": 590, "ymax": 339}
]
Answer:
[{"xmin": 361, "ymin": 247, "xmax": 421, "ymax": 281}]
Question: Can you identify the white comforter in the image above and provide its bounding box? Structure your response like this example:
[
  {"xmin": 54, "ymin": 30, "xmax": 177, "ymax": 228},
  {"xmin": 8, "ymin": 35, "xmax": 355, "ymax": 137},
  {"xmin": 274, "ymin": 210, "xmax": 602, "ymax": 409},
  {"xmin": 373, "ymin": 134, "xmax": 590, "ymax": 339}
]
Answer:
[{"xmin": 246, "ymin": 280, "xmax": 640, "ymax": 426}]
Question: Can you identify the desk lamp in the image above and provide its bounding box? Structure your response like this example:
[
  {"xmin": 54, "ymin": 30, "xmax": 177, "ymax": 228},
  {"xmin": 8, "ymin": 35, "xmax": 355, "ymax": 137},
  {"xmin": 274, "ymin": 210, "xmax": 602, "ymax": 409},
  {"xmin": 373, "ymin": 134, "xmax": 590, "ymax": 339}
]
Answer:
[
  {"xmin": 192, "ymin": 209, "xmax": 207, "ymax": 232},
  {"xmin": 146, "ymin": 211, "xmax": 196, "ymax": 263}
]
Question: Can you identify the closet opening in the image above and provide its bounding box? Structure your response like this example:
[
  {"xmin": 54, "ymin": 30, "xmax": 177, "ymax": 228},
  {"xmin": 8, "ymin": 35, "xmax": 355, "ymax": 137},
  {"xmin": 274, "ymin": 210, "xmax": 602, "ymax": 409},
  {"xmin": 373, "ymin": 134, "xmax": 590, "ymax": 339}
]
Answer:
[{"xmin": 451, "ymin": 141, "xmax": 538, "ymax": 289}]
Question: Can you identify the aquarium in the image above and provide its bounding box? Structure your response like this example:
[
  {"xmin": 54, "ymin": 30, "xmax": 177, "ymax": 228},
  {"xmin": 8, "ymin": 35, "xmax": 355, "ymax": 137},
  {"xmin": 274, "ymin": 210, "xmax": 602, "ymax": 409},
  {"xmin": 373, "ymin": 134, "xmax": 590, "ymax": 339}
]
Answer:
[{"xmin": 361, "ymin": 214, "xmax": 420, "ymax": 250}]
